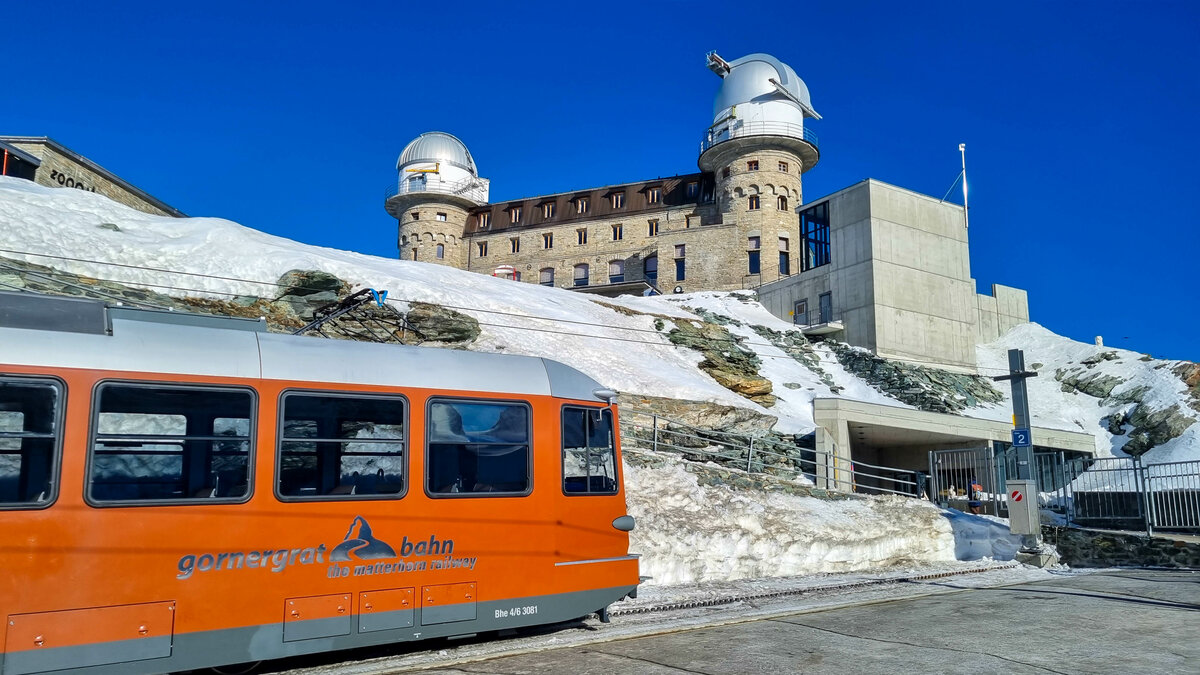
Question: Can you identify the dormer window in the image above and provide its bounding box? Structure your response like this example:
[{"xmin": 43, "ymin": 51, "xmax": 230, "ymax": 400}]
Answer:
[
  {"xmin": 647, "ymin": 187, "xmax": 661, "ymax": 204},
  {"xmin": 478, "ymin": 212, "xmax": 491, "ymax": 229},
  {"xmin": 685, "ymin": 182, "xmax": 698, "ymax": 198},
  {"xmin": 509, "ymin": 206, "xmax": 522, "ymax": 224},
  {"xmin": 576, "ymin": 197, "xmax": 590, "ymax": 214},
  {"xmin": 542, "ymin": 202, "xmax": 556, "ymax": 219}
]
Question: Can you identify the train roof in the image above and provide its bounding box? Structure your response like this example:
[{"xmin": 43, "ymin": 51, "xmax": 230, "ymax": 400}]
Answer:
[{"xmin": 0, "ymin": 291, "xmax": 612, "ymax": 402}]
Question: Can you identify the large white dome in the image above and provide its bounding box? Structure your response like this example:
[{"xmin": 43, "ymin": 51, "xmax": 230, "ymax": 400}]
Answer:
[
  {"xmin": 397, "ymin": 132, "xmax": 478, "ymax": 176},
  {"xmin": 711, "ymin": 53, "xmax": 819, "ymax": 122}
]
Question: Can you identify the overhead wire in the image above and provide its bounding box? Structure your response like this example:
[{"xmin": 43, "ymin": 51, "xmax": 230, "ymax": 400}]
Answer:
[{"xmin": 0, "ymin": 247, "xmax": 1021, "ymax": 376}]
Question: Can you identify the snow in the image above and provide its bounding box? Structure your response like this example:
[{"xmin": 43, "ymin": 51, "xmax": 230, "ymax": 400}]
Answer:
[{"xmin": 1, "ymin": 176, "xmax": 1195, "ymax": 589}]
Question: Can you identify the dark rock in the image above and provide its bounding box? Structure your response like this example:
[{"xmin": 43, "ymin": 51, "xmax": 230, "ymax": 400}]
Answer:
[
  {"xmin": 276, "ymin": 269, "xmax": 348, "ymax": 298},
  {"xmin": 96, "ymin": 223, "xmax": 121, "ymax": 232},
  {"xmin": 404, "ymin": 302, "xmax": 480, "ymax": 344}
]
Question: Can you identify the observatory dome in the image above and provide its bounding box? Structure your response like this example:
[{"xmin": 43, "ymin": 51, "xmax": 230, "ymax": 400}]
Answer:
[
  {"xmin": 711, "ymin": 53, "xmax": 819, "ymax": 124},
  {"xmin": 397, "ymin": 132, "xmax": 478, "ymax": 176}
]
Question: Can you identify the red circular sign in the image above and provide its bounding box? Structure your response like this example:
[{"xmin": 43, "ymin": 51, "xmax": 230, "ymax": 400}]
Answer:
[{"xmin": 1011, "ymin": 490, "xmax": 1023, "ymax": 502}]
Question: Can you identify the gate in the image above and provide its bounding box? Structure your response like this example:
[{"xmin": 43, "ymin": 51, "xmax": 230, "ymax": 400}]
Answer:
[
  {"xmin": 1144, "ymin": 460, "xmax": 1200, "ymax": 532},
  {"xmin": 928, "ymin": 447, "xmax": 999, "ymax": 515}
]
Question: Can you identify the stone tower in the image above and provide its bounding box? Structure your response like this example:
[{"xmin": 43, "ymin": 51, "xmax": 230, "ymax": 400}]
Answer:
[
  {"xmin": 697, "ymin": 53, "xmax": 820, "ymax": 285},
  {"xmin": 386, "ymin": 132, "xmax": 489, "ymax": 267}
]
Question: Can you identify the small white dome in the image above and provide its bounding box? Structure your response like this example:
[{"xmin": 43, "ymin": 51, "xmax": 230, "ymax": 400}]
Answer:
[{"xmin": 397, "ymin": 132, "xmax": 478, "ymax": 176}]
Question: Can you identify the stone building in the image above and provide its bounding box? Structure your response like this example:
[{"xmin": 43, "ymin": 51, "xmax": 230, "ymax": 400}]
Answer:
[
  {"xmin": 0, "ymin": 136, "xmax": 184, "ymax": 217},
  {"xmin": 383, "ymin": 51, "xmax": 1029, "ymax": 372}
]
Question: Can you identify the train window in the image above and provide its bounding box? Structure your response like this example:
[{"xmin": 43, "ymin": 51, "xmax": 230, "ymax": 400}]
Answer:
[
  {"xmin": 561, "ymin": 406, "xmax": 618, "ymax": 495},
  {"xmin": 88, "ymin": 383, "xmax": 254, "ymax": 504},
  {"xmin": 277, "ymin": 392, "xmax": 406, "ymax": 499},
  {"xmin": 0, "ymin": 377, "xmax": 63, "ymax": 508},
  {"xmin": 426, "ymin": 400, "xmax": 530, "ymax": 496}
]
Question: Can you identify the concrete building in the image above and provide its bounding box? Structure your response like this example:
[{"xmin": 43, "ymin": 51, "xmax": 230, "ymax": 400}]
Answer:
[
  {"xmin": 0, "ymin": 136, "xmax": 184, "ymax": 217},
  {"xmin": 383, "ymin": 51, "xmax": 1029, "ymax": 372}
]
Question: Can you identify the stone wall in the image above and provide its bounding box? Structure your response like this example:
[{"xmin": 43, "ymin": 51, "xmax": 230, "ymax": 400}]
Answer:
[
  {"xmin": 6, "ymin": 139, "xmax": 181, "ymax": 217},
  {"xmin": 398, "ymin": 202, "xmax": 470, "ymax": 267},
  {"xmin": 1044, "ymin": 526, "xmax": 1200, "ymax": 568}
]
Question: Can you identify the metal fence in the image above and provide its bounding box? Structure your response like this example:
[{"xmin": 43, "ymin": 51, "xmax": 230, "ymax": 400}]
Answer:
[
  {"xmin": 619, "ymin": 409, "xmax": 918, "ymax": 497},
  {"xmin": 621, "ymin": 409, "xmax": 1200, "ymax": 534}
]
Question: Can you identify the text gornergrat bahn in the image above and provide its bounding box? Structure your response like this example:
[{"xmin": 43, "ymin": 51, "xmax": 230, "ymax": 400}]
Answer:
[{"xmin": 0, "ymin": 291, "xmax": 638, "ymax": 675}]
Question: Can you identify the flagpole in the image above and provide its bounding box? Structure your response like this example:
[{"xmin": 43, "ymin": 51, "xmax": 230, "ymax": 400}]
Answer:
[{"xmin": 959, "ymin": 143, "xmax": 969, "ymax": 229}]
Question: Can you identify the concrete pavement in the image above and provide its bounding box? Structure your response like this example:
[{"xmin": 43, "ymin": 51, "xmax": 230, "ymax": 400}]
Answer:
[{"xmin": 416, "ymin": 570, "xmax": 1199, "ymax": 674}]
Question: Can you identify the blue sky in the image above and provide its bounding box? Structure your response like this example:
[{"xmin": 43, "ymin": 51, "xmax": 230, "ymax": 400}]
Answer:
[{"xmin": 6, "ymin": 1, "xmax": 1198, "ymax": 361}]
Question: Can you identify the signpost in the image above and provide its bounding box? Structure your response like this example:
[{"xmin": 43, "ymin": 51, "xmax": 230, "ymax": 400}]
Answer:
[{"xmin": 993, "ymin": 349, "xmax": 1042, "ymax": 551}]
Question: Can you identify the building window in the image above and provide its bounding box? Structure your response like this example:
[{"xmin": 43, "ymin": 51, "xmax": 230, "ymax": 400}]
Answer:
[
  {"xmin": 747, "ymin": 160, "xmax": 759, "ymax": 171},
  {"xmin": 577, "ymin": 228, "xmax": 588, "ymax": 245},
  {"xmin": 509, "ymin": 206, "xmax": 522, "ymax": 224},
  {"xmin": 779, "ymin": 237, "xmax": 790, "ymax": 275},
  {"xmin": 685, "ymin": 182, "xmax": 698, "ymax": 198},
  {"xmin": 611, "ymin": 192, "xmax": 624, "ymax": 209},
  {"xmin": 542, "ymin": 202, "xmax": 556, "ymax": 219},
  {"xmin": 685, "ymin": 215, "xmax": 697, "ymax": 228},
  {"xmin": 748, "ymin": 250, "xmax": 760, "ymax": 274},
  {"xmin": 647, "ymin": 187, "xmax": 661, "ymax": 204},
  {"xmin": 644, "ymin": 255, "xmax": 658, "ymax": 284},
  {"xmin": 436, "ymin": 244, "xmax": 445, "ymax": 259},
  {"xmin": 510, "ymin": 237, "xmax": 520, "ymax": 253},
  {"xmin": 779, "ymin": 161, "xmax": 789, "ymax": 172},
  {"xmin": 573, "ymin": 263, "xmax": 590, "ymax": 287},
  {"xmin": 674, "ymin": 244, "xmax": 685, "ymax": 282},
  {"xmin": 611, "ymin": 224, "xmax": 623, "ymax": 241},
  {"xmin": 436, "ymin": 212, "xmax": 447, "ymax": 221},
  {"xmin": 427, "ymin": 399, "xmax": 530, "ymax": 496},
  {"xmin": 576, "ymin": 197, "xmax": 590, "ymax": 214},
  {"xmin": 748, "ymin": 195, "xmax": 760, "ymax": 210},
  {"xmin": 477, "ymin": 241, "xmax": 488, "ymax": 257},
  {"xmin": 540, "ymin": 267, "xmax": 555, "ymax": 286},
  {"xmin": 648, "ymin": 219, "xmax": 659, "ymax": 236},
  {"xmin": 411, "ymin": 248, "xmax": 418, "ymax": 260},
  {"xmin": 478, "ymin": 212, "xmax": 491, "ymax": 229},
  {"xmin": 748, "ymin": 236, "xmax": 760, "ymax": 250},
  {"xmin": 608, "ymin": 260, "xmax": 624, "ymax": 283},
  {"xmin": 674, "ymin": 244, "xmax": 685, "ymax": 258},
  {"xmin": 800, "ymin": 202, "xmax": 831, "ymax": 272},
  {"xmin": 411, "ymin": 211, "xmax": 420, "ymax": 220},
  {"xmin": 543, "ymin": 232, "xmax": 553, "ymax": 249},
  {"xmin": 722, "ymin": 167, "xmax": 731, "ymax": 179},
  {"xmin": 778, "ymin": 195, "xmax": 788, "ymax": 210}
]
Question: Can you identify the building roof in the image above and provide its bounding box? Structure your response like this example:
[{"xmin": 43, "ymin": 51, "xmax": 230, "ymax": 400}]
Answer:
[
  {"xmin": 463, "ymin": 173, "xmax": 713, "ymax": 235},
  {"xmin": 0, "ymin": 136, "xmax": 186, "ymax": 217},
  {"xmin": 397, "ymin": 132, "xmax": 478, "ymax": 176}
]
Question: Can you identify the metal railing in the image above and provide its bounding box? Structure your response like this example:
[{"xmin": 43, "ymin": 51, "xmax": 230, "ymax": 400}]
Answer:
[
  {"xmin": 620, "ymin": 409, "xmax": 919, "ymax": 497},
  {"xmin": 700, "ymin": 121, "xmax": 819, "ymax": 155},
  {"xmin": 1144, "ymin": 460, "xmax": 1200, "ymax": 531},
  {"xmin": 383, "ymin": 176, "xmax": 490, "ymax": 204}
]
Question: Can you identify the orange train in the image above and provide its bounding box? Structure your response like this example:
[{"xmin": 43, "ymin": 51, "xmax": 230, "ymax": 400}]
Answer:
[{"xmin": 0, "ymin": 291, "xmax": 639, "ymax": 674}]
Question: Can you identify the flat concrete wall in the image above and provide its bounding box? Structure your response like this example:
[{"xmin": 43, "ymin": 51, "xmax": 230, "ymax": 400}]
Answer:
[{"xmin": 976, "ymin": 283, "xmax": 1030, "ymax": 342}]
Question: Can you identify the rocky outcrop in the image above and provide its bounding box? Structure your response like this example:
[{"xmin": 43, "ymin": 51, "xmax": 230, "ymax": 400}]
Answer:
[
  {"xmin": 665, "ymin": 316, "xmax": 775, "ymax": 407},
  {"xmin": 274, "ymin": 269, "xmax": 350, "ymax": 321},
  {"xmin": 826, "ymin": 342, "xmax": 1003, "ymax": 413},
  {"xmin": 403, "ymin": 302, "xmax": 480, "ymax": 344},
  {"xmin": 1121, "ymin": 404, "xmax": 1193, "ymax": 456},
  {"xmin": 617, "ymin": 394, "xmax": 779, "ymax": 435},
  {"xmin": 749, "ymin": 324, "xmax": 843, "ymax": 394},
  {"xmin": 1174, "ymin": 362, "xmax": 1200, "ymax": 413},
  {"xmin": 1056, "ymin": 368, "xmax": 1125, "ymax": 398}
]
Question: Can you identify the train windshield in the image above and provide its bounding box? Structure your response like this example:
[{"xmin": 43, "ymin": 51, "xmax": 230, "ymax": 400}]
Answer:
[{"xmin": 562, "ymin": 407, "xmax": 617, "ymax": 494}]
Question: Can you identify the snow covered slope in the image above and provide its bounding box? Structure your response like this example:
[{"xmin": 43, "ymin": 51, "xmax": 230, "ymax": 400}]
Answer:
[{"xmin": 2, "ymin": 176, "xmax": 1196, "ymax": 583}]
